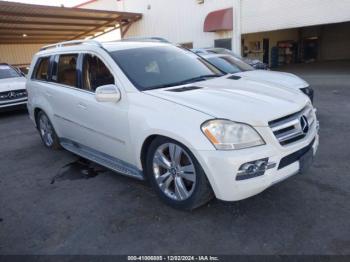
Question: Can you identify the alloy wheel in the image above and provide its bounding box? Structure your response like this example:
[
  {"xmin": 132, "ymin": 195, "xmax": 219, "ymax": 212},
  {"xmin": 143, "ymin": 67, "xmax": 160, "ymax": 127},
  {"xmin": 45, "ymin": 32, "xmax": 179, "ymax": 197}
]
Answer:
[
  {"xmin": 39, "ymin": 114, "xmax": 54, "ymax": 147},
  {"xmin": 152, "ymin": 143, "xmax": 196, "ymax": 201}
]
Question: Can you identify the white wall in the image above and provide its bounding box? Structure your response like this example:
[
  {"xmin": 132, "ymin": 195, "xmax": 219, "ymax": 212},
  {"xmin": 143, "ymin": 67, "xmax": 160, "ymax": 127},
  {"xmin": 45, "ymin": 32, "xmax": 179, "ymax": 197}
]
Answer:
[
  {"xmin": 122, "ymin": 0, "xmax": 233, "ymax": 48},
  {"xmin": 78, "ymin": 0, "xmax": 234, "ymax": 48},
  {"xmin": 242, "ymin": 0, "xmax": 350, "ymax": 34},
  {"xmin": 76, "ymin": 0, "xmax": 123, "ymax": 11},
  {"xmin": 77, "ymin": 0, "xmax": 350, "ymax": 51}
]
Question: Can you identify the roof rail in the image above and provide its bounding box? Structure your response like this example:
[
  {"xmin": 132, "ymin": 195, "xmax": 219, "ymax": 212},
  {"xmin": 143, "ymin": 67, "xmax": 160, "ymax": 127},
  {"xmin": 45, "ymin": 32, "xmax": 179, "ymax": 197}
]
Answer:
[
  {"xmin": 121, "ymin": 37, "xmax": 171, "ymax": 43},
  {"xmin": 40, "ymin": 40, "xmax": 102, "ymax": 51}
]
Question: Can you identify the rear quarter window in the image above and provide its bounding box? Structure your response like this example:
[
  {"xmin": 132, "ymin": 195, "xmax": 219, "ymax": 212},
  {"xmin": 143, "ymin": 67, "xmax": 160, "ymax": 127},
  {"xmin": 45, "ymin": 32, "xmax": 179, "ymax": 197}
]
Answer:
[{"xmin": 32, "ymin": 57, "xmax": 50, "ymax": 81}]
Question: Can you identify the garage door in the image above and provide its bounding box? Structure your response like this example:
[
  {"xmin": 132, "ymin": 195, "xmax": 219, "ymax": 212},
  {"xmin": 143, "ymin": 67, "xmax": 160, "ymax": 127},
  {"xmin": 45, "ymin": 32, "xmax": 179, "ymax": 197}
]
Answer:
[{"xmin": 321, "ymin": 22, "xmax": 350, "ymax": 61}]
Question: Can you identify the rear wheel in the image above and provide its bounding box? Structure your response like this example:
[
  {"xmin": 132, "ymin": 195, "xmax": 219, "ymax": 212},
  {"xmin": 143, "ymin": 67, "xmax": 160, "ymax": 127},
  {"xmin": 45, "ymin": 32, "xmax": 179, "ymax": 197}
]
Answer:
[
  {"xmin": 146, "ymin": 137, "xmax": 213, "ymax": 210},
  {"xmin": 37, "ymin": 111, "xmax": 61, "ymax": 149}
]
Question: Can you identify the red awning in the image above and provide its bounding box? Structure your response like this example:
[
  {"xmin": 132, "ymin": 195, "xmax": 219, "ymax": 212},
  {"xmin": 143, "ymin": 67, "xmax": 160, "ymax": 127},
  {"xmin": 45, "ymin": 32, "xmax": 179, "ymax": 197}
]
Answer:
[{"xmin": 204, "ymin": 8, "xmax": 233, "ymax": 32}]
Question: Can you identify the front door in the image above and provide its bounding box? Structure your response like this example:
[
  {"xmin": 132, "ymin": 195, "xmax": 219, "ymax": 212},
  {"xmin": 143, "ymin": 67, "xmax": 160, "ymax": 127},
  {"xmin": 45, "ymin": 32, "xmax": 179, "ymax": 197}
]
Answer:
[
  {"xmin": 263, "ymin": 38, "xmax": 270, "ymax": 64},
  {"xmin": 52, "ymin": 52, "xmax": 131, "ymax": 164},
  {"xmin": 74, "ymin": 53, "xmax": 131, "ymax": 164}
]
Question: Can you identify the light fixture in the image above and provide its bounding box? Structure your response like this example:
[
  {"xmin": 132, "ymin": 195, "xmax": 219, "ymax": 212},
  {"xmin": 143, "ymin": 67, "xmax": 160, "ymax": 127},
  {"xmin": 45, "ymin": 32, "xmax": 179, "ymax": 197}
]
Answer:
[
  {"xmin": 236, "ymin": 158, "xmax": 276, "ymax": 180},
  {"xmin": 22, "ymin": 34, "xmax": 27, "ymax": 37}
]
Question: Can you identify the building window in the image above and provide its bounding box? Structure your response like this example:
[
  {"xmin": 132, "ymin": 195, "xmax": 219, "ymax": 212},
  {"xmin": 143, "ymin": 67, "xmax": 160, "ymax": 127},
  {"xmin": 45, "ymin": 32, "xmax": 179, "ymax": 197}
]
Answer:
[{"xmin": 179, "ymin": 42, "xmax": 194, "ymax": 49}]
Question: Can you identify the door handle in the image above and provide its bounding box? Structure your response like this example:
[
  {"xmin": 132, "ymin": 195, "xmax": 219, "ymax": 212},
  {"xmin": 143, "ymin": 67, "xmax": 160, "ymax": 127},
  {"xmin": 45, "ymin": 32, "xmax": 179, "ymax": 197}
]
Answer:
[{"xmin": 77, "ymin": 102, "xmax": 87, "ymax": 109}]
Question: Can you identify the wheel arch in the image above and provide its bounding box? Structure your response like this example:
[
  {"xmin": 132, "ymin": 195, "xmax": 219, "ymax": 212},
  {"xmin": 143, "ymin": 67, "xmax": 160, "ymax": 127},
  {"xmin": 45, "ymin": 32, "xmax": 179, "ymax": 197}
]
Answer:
[
  {"xmin": 139, "ymin": 133, "xmax": 204, "ymax": 174},
  {"xmin": 34, "ymin": 107, "xmax": 44, "ymax": 128},
  {"xmin": 140, "ymin": 134, "xmax": 164, "ymax": 173}
]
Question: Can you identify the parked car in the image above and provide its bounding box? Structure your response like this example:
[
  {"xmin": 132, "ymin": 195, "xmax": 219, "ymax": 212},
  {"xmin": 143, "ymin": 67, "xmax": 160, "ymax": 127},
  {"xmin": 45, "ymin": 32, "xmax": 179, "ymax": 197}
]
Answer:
[
  {"xmin": 200, "ymin": 53, "xmax": 314, "ymax": 102},
  {"xmin": 0, "ymin": 63, "xmax": 27, "ymax": 111},
  {"xmin": 192, "ymin": 47, "xmax": 269, "ymax": 70},
  {"xmin": 27, "ymin": 40, "xmax": 319, "ymax": 210}
]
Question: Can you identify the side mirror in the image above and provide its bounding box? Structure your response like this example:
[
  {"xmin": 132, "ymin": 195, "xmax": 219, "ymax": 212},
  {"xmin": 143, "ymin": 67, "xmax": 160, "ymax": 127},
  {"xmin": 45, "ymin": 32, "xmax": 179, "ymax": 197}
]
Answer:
[{"xmin": 95, "ymin": 84, "xmax": 121, "ymax": 103}]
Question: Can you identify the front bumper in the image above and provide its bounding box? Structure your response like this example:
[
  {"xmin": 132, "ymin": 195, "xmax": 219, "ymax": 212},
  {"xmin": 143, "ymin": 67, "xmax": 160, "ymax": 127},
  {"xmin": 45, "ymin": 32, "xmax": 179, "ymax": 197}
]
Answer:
[
  {"xmin": 193, "ymin": 129, "xmax": 319, "ymax": 201},
  {"xmin": 0, "ymin": 98, "xmax": 27, "ymax": 110}
]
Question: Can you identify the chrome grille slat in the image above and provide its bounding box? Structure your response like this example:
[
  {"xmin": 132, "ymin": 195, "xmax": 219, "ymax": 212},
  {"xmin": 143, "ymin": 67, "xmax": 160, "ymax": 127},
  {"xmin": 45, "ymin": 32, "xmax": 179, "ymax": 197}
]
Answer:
[
  {"xmin": 0, "ymin": 89, "xmax": 27, "ymax": 101},
  {"xmin": 271, "ymin": 118, "xmax": 299, "ymax": 132},
  {"xmin": 269, "ymin": 105, "xmax": 315, "ymax": 146},
  {"xmin": 276, "ymin": 129, "xmax": 304, "ymax": 142}
]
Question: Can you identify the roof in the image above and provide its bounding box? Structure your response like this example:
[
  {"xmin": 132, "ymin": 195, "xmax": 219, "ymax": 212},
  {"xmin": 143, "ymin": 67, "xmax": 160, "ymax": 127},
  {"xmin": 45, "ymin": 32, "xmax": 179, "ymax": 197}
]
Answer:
[
  {"xmin": 204, "ymin": 8, "xmax": 233, "ymax": 32},
  {"xmin": 35, "ymin": 39, "xmax": 171, "ymax": 57},
  {"xmin": 0, "ymin": 0, "xmax": 142, "ymax": 45}
]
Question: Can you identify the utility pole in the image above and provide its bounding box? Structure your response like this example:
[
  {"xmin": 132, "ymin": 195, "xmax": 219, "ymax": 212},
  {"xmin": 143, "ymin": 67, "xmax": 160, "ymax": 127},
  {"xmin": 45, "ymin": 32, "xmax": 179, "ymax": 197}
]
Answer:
[{"xmin": 232, "ymin": 0, "xmax": 242, "ymax": 55}]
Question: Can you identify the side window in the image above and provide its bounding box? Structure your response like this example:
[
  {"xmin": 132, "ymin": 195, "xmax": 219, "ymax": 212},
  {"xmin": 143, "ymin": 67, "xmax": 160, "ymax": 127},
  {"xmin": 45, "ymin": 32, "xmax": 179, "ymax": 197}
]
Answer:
[
  {"xmin": 57, "ymin": 54, "xmax": 78, "ymax": 87},
  {"xmin": 33, "ymin": 57, "xmax": 50, "ymax": 81},
  {"xmin": 82, "ymin": 54, "xmax": 114, "ymax": 92}
]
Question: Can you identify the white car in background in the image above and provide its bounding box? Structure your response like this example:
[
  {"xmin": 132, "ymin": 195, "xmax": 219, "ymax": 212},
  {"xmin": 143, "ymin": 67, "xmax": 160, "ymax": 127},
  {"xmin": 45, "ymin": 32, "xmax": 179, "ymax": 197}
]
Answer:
[
  {"xmin": 0, "ymin": 63, "xmax": 27, "ymax": 111},
  {"xmin": 200, "ymin": 53, "xmax": 314, "ymax": 102},
  {"xmin": 192, "ymin": 48, "xmax": 269, "ymax": 70},
  {"xmin": 27, "ymin": 40, "xmax": 319, "ymax": 210}
]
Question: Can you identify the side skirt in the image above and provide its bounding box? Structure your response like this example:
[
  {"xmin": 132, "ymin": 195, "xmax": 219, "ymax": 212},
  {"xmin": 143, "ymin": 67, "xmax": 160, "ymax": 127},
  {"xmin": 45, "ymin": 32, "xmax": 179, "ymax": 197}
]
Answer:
[{"xmin": 60, "ymin": 138, "xmax": 144, "ymax": 180}]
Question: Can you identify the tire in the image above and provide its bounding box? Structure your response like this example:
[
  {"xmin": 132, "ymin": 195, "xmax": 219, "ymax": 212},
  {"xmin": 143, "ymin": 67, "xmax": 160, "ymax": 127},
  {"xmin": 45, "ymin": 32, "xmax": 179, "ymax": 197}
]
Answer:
[
  {"xmin": 37, "ymin": 111, "xmax": 61, "ymax": 150},
  {"xmin": 145, "ymin": 137, "xmax": 213, "ymax": 210}
]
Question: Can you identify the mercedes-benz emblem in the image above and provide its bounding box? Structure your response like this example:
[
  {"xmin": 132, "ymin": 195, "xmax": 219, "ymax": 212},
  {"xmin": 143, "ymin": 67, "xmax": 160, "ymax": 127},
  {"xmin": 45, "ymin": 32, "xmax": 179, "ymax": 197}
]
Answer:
[
  {"xmin": 7, "ymin": 91, "xmax": 16, "ymax": 99},
  {"xmin": 300, "ymin": 115, "xmax": 309, "ymax": 134}
]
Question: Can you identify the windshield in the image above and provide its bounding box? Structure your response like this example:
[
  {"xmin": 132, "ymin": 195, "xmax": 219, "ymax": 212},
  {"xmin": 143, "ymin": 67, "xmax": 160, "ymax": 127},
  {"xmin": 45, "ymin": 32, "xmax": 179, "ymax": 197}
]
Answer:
[
  {"xmin": 207, "ymin": 48, "xmax": 242, "ymax": 59},
  {"xmin": 0, "ymin": 65, "xmax": 21, "ymax": 79},
  {"xmin": 110, "ymin": 45, "xmax": 222, "ymax": 90},
  {"xmin": 206, "ymin": 56, "xmax": 254, "ymax": 74}
]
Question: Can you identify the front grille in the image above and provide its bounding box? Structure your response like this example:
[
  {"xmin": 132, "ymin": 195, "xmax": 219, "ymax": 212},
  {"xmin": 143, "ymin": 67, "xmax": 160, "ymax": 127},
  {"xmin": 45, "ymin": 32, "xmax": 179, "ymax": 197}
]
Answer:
[
  {"xmin": 278, "ymin": 138, "xmax": 315, "ymax": 169},
  {"xmin": 269, "ymin": 105, "xmax": 315, "ymax": 146},
  {"xmin": 0, "ymin": 89, "xmax": 27, "ymax": 101}
]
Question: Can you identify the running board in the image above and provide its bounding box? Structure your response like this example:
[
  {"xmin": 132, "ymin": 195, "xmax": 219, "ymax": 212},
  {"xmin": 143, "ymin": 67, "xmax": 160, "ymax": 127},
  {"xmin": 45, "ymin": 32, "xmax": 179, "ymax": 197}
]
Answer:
[{"xmin": 60, "ymin": 138, "xmax": 144, "ymax": 180}]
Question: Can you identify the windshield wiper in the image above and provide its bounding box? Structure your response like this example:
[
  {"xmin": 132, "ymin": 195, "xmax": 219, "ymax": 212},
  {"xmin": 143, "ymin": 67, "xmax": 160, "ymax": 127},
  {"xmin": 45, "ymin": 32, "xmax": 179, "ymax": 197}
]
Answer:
[
  {"xmin": 144, "ymin": 74, "xmax": 222, "ymax": 91},
  {"xmin": 181, "ymin": 74, "xmax": 222, "ymax": 83}
]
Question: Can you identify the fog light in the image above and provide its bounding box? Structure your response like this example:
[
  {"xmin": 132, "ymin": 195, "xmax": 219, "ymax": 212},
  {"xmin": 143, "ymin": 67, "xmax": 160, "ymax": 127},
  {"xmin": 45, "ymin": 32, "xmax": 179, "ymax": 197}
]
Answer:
[{"xmin": 236, "ymin": 158, "xmax": 276, "ymax": 181}]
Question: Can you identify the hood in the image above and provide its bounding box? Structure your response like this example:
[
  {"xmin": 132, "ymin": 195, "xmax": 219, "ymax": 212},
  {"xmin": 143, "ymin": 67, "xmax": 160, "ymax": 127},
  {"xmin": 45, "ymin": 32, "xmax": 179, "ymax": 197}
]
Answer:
[
  {"xmin": 0, "ymin": 77, "xmax": 26, "ymax": 93},
  {"xmin": 234, "ymin": 70, "xmax": 308, "ymax": 90},
  {"xmin": 243, "ymin": 58, "xmax": 263, "ymax": 65},
  {"xmin": 145, "ymin": 76, "xmax": 310, "ymax": 127}
]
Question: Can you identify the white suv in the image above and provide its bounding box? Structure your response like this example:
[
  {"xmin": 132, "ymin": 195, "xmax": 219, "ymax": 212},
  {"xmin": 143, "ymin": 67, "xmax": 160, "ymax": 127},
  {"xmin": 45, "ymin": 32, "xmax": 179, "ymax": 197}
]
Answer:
[{"xmin": 27, "ymin": 40, "xmax": 319, "ymax": 210}]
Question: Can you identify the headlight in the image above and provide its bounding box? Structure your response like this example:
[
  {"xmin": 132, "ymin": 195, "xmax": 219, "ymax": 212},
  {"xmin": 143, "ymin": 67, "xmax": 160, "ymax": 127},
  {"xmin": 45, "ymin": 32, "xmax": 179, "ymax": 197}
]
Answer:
[
  {"xmin": 301, "ymin": 87, "xmax": 311, "ymax": 95},
  {"xmin": 201, "ymin": 119, "xmax": 265, "ymax": 150}
]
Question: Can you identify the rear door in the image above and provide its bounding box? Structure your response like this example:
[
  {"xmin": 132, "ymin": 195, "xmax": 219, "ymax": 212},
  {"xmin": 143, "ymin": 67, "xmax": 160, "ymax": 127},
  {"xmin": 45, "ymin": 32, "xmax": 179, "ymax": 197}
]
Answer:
[{"xmin": 47, "ymin": 53, "xmax": 83, "ymax": 141}]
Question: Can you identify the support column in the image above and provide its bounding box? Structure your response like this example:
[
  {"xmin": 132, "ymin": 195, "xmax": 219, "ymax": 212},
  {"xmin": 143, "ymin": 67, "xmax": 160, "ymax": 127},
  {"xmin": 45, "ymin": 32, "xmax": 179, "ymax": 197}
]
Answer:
[{"xmin": 232, "ymin": 0, "xmax": 242, "ymax": 55}]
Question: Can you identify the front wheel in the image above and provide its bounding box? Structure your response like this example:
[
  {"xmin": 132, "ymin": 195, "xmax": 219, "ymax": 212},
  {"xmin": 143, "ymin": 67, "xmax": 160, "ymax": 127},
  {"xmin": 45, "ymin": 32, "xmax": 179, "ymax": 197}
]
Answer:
[{"xmin": 145, "ymin": 137, "xmax": 213, "ymax": 210}]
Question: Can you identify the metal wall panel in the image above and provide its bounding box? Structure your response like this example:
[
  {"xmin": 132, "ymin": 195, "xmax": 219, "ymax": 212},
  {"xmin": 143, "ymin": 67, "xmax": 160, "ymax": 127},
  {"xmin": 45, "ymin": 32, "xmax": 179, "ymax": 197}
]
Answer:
[
  {"xmin": 242, "ymin": 0, "xmax": 350, "ymax": 34},
  {"xmin": 123, "ymin": 0, "xmax": 233, "ymax": 48},
  {"xmin": 0, "ymin": 44, "xmax": 42, "ymax": 66}
]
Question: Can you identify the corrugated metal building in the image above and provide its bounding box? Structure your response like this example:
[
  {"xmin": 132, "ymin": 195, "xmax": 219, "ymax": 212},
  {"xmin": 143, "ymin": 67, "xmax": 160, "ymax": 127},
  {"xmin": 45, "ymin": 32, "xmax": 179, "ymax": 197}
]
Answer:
[
  {"xmin": 1, "ymin": 0, "xmax": 350, "ymax": 67},
  {"xmin": 76, "ymin": 0, "xmax": 350, "ymax": 66},
  {"xmin": 0, "ymin": 44, "xmax": 42, "ymax": 67}
]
